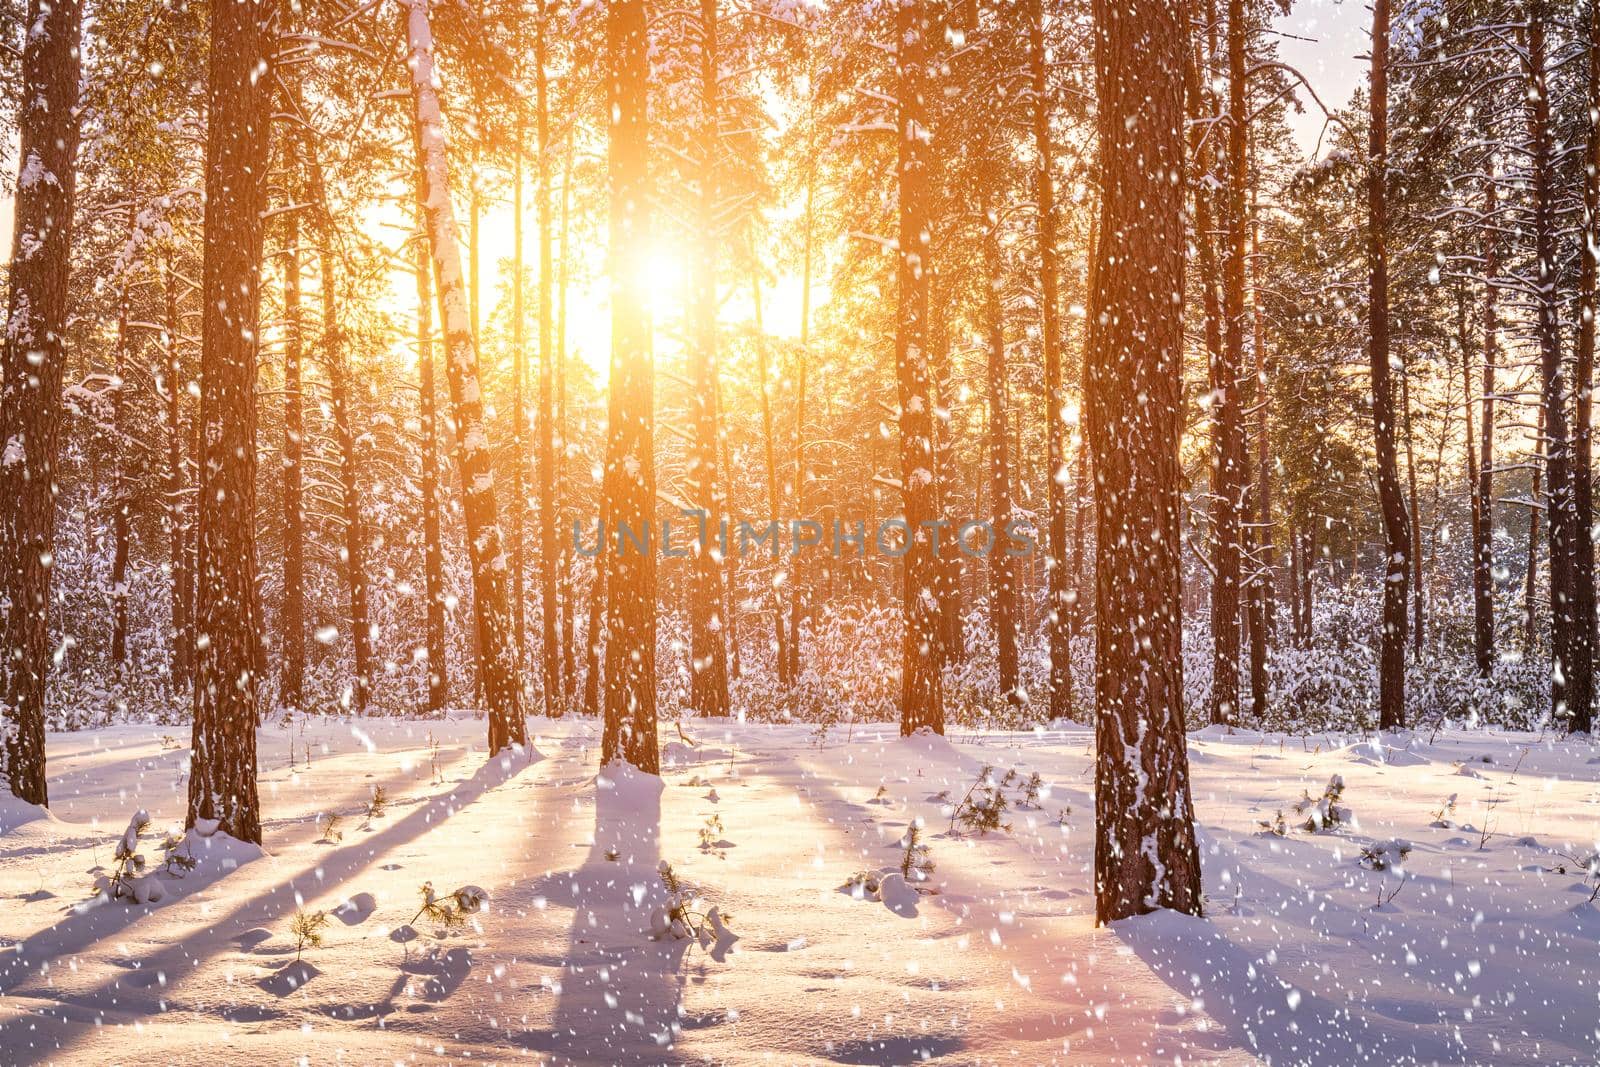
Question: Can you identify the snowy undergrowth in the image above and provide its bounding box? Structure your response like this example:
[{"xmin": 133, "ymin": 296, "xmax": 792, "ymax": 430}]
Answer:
[{"xmin": 1, "ymin": 716, "xmax": 1597, "ymax": 1063}]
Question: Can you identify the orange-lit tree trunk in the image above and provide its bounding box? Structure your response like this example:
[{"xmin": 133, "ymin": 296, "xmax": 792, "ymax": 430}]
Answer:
[
  {"xmin": 1368, "ymin": 0, "xmax": 1409, "ymax": 730},
  {"xmin": 600, "ymin": 0, "xmax": 659, "ymax": 770},
  {"xmin": 323, "ymin": 250, "xmax": 372, "ymax": 713},
  {"xmin": 751, "ymin": 264, "xmax": 791, "ymax": 685},
  {"xmin": 558, "ymin": 136, "xmax": 577, "ymax": 703},
  {"xmin": 415, "ymin": 212, "xmax": 449, "ymax": 713},
  {"xmin": 1088, "ymin": 0, "xmax": 1202, "ymax": 923},
  {"xmin": 536, "ymin": 3, "xmax": 563, "ymax": 716},
  {"xmin": 404, "ymin": 0, "xmax": 526, "ymax": 752},
  {"xmin": 188, "ymin": 0, "xmax": 272, "ymax": 842},
  {"xmin": 0, "ymin": 0, "xmax": 84, "ymax": 806},
  {"xmin": 895, "ymin": 0, "xmax": 945, "ymax": 736},
  {"xmin": 280, "ymin": 134, "xmax": 307, "ymax": 711},
  {"xmin": 789, "ymin": 161, "xmax": 815, "ymax": 684},
  {"xmin": 982, "ymin": 183, "xmax": 1019, "ymax": 702},
  {"xmin": 686, "ymin": 0, "xmax": 729, "ymax": 717},
  {"xmin": 164, "ymin": 258, "xmax": 193, "ymax": 688},
  {"xmin": 1030, "ymin": 0, "xmax": 1069, "ymax": 721},
  {"xmin": 109, "ymin": 270, "xmax": 133, "ymax": 667},
  {"xmin": 1209, "ymin": 0, "xmax": 1252, "ymax": 726}
]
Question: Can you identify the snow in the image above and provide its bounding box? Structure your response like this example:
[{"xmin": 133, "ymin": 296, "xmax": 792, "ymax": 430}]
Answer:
[{"xmin": 1, "ymin": 716, "xmax": 1597, "ymax": 1062}]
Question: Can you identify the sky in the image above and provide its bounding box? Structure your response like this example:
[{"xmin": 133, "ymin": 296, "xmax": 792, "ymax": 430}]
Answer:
[{"xmin": 1273, "ymin": 0, "xmax": 1370, "ymax": 156}]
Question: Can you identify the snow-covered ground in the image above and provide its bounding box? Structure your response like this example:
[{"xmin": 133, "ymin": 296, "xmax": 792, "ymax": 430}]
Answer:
[{"xmin": 1, "ymin": 716, "xmax": 1597, "ymax": 1064}]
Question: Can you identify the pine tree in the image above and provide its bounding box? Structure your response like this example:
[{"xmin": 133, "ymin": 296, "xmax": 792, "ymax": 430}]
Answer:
[
  {"xmin": 1088, "ymin": 0, "xmax": 1202, "ymax": 922},
  {"xmin": 188, "ymin": 0, "xmax": 274, "ymax": 843},
  {"xmin": 600, "ymin": 0, "xmax": 659, "ymax": 772}
]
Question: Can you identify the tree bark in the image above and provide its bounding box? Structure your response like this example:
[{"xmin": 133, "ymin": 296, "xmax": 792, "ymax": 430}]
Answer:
[
  {"xmin": 788, "ymin": 163, "xmax": 815, "ymax": 684},
  {"xmin": 895, "ymin": 0, "xmax": 945, "ymax": 736},
  {"xmin": 686, "ymin": 0, "xmax": 730, "ymax": 717},
  {"xmin": 558, "ymin": 135, "xmax": 576, "ymax": 703},
  {"xmin": 109, "ymin": 271, "xmax": 133, "ymax": 667},
  {"xmin": 600, "ymin": 0, "xmax": 659, "ymax": 770},
  {"xmin": 1528, "ymin": 11, "xmax": 1589, "ymax": 728},
  {"xmin": 415, "ymin": 210, "xmax": 449, "ymax": 713},
  {"xmin": 751, "ymin": 264, "xmax": 791, "ymax": 686},
  {"xmin": 1031, "ymin": 0, "xmax": 1070, "ymax": 722},
  {"xmin": 280, "ymin": 135, "xmax": 307, "ymax": 711},
  {"xmin": 1089, "ymin": 0, "xmax": 1203, "ymax": 923},
  {"xmin": 404, "ymin": 0, "xmax": 526, "ymax": 752},
  {"xmin": 188, "ymin": 0, "xmax": 272, "ymax": 842},
  {"xmin": 1474, "ymin": 179, "xmax": 1497, "ymax": 676},
  {"xmin": 164, "ymin": 258, "xmax": 192, "ymax": 688},
  {"xmin": 512, "ymin": 113, "xmax": 529, "ymax": 689},
  {"xmin": 536, "ymin": 4, "xmax": 562, "ymax": 717},
  {"xmin": 0, "ymin": 0, "xmax": 84, "ymax": 806},
  {"xmin": 1209, "ymin": 0, "xmax": 1252, "ymax": 727},
  {"xmin": 982, "ymin": 184, "xmax": 1019, "ymax": 703},
  {"xmin": 1571, "ymin": 0, "xmax": 1600, "ymax": 732},
  {"xmin": 1368, "ymin": 0, "xmax": 1410, "ymax": 731}
]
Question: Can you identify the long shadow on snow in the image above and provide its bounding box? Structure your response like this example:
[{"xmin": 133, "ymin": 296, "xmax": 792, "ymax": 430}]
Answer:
[
  {"xmin": 513, "ymin": 763, "xmax": 694, "ymax": 1065},
  {"xmin": 0, "ymin": 744, "xmax": 539, "ymax": 1063},
  {"xmin": 1116, "ymin": 902, "xmax": 1463, "ymax": 1065}
]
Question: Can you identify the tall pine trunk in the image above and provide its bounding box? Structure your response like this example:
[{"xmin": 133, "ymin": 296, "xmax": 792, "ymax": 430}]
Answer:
[
  {"xmin": 536, "ymin": 4, "xmax": 562, "ymax": 716},
  {"xmin": 1473, "ymin": 181, "xmax": 1497, "ymax": 676},
  {"xmin": 188, "ymin": 0, "xmax": 272, "ymax": 842},
  {"xmin": 1368, "ymin": 0, "xmax": 1410, "ymax": 731},
  {"xmin": 1528, "ymin": 11, "xmax": 1589, "ymax": 728},
  {"xmin": 686, "ymin": 0, "xmax": 730, "ymax": 717},
  {"xmin": 404, "ymin": 0, "xmax": 526, "ymax": 752},
  {"xmin": 0, "ymin": 0, "xmax": 84, "ymax": 806},
  {"xmin": 1210, "ymin": 0, "xmax": 1252, "ymax": 727},
  {"xmin": 164, "ymin": 258, "xmax": 192, "ymax": 688},
  {"xmin": 1571, "ymin": 0, "xmax": 1600, "ymax": 732},
  {"xmin": 1031, "ymin": 0, "xmax": 1070, "ymax": 721},
  {"xmin": 895, "ymin": 0, "xmax": 944, "ymax": 736},
  {"xmin": 280, "ymin": 139, "xmax": 307, "ymax": 711},
  {"xmin": 751, "ymin": 264, "xmax": 791, "ymax": 685},
  {"xmin": 600, "ymin": 0, "xmax": 659, "ymax": 770},
  {"xmin": 109, "ymin": 272, "xmax": 133, "ymax": 667},
  {"xmin": 1089, "ymin": 0, "xmax": 1202, "ymax": 922},
  {"xmin": 415, "ymin": 212, "xmax": 449, "ymax": 713},
  {"xmin": 558, "ymin": 136, "xmax": 577, "ymax": 702},
  {"xmin": 982, "ymin": 183, "xmax": 1019, "ymax": 703}
]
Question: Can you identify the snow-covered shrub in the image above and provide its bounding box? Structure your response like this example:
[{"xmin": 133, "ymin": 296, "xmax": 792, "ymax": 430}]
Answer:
[
  {"xmin": 1293, "ymin": 774, "xmax": 1349, "ymax": 832},
  {"xmin": 1359, "ymin": 838, "xmax": 1411, "ymax": 871},
  {"xmin": 650, "ymin": 861, "xmax": 735, "ymax": 952}
]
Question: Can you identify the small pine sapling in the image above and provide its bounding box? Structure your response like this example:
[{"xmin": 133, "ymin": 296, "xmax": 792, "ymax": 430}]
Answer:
[
  {"xmin": 291, "ymin": 909, "xmax": 329, "ymax": 961},
  {"xmin": 159, "ymin": 832, "xmax": 196, "ymax": 875},
  {"xmin": 898, "ymin": 822, "xmax": 935, "ymax": 885},
  {"xmin": 1016, "ymin": 772, "xmax": 1044, "ymax": 810},
  {"xmin": 1429, "ymin": 793, "xmax": 1458, "ymax": 828},
  {"xmin": 1359, "ymin": 838, "xmax": 1412, "ymax": 871},
  {"xmin": 1293, "ymin": 774, "xmax": 1348, "ymax": 832},
  {"xmin": 652, "ymin": 861, "xmax": 734, "ymax": 949},
  {"xmin": 363, "ymin": 785, "xmax": 388, "ymax": 827},
  {"xmin": 950, "ymin": 766, "xmax": 1012, "ymax": 836},
  {"xmin": 318, "ymin": 811, "xmax": 345, "ymax": 843},
  {"xmin": 107, "ymin": 811, "xmax": 151, "ymax": 899},
  {"xmin": 1257, "ymin": 810, "xmax": 1288, "ymax": 837},
  {"xmin": 411, "ymin": 881, "xmax": 489, "ymax": 929}
]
